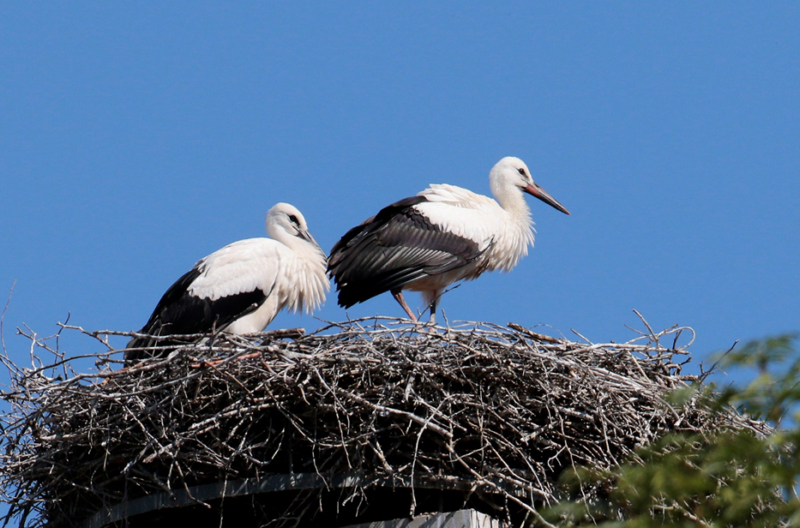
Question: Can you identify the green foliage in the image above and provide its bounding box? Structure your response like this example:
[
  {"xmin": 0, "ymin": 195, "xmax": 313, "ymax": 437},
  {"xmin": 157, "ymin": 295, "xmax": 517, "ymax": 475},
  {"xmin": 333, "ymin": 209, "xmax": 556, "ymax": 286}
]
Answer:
[
  {"xmin": 719, "ymin": 333, "xmax": 800, "ymax": 426},
  {"xmin": 536, "ymin": 334, "xmax": 800, "ymax": 527}
]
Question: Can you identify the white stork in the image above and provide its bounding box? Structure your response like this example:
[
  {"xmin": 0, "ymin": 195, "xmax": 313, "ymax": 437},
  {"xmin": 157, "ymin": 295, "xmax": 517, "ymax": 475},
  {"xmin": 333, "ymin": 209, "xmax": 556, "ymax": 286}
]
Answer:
[
  {"xmin": 126, "ymin": 203, "xmax": 329, "ymax": 361},
  {"xmin": 327, "ymin": 157, "xmax": 570, "ymax": 323}
]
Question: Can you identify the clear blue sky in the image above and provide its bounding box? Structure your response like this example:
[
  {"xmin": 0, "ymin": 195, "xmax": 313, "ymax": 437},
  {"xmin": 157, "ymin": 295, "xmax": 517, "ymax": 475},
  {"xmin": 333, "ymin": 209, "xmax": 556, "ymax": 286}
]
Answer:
[{"xmin": 2, "ymin": 3, "xmax": 799, "ymax": 381}]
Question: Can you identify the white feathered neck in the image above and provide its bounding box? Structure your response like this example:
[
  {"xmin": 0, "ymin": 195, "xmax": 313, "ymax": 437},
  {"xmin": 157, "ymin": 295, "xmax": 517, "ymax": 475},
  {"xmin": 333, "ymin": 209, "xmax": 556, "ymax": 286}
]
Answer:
[{"xmin": 265, "ymin": 204, "xmax": 329, "ymax": 314}]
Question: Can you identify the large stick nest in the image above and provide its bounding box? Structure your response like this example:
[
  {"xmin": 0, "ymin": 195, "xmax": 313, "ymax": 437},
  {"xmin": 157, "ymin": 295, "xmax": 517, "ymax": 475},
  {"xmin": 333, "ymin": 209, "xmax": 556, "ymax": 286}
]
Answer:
[{"xmin": 0, "ymin": 318, "xmax": 766, "ymax": 528}]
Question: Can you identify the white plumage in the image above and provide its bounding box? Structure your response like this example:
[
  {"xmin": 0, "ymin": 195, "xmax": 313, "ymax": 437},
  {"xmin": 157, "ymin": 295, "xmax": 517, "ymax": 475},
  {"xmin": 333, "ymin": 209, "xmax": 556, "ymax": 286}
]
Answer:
[
  {"xmin": 126, "ymin": 203, "xmax": 329, "ymax": 360},
  {"xmin": 328, "ymin": 157, "xmax": 570, "ymax": 322}
]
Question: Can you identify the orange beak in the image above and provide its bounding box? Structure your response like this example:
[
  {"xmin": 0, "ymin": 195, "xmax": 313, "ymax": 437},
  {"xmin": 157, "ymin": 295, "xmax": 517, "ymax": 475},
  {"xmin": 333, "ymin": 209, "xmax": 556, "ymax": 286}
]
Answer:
[{"xmin": 524, "ymin": 182, "xmax": 571, "ymax": 215}]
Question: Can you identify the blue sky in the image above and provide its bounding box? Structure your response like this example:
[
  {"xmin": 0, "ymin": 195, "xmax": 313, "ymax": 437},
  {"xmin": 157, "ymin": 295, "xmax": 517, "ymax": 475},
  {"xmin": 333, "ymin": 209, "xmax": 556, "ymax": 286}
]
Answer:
[{"xmin": 1, "ymin": 2, "xmax": 798, "ymax": 386}]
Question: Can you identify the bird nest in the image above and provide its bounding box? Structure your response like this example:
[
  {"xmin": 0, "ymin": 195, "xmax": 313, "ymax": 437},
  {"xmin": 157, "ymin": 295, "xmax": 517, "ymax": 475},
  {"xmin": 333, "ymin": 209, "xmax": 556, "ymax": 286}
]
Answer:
[{"xmin": 0, "ymin": 317, "xmax": 766, "ymax": 528}]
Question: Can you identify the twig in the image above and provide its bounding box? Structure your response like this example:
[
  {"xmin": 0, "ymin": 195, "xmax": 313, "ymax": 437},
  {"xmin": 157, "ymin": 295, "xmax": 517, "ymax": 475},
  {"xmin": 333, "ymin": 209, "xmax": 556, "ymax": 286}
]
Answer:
[{"xmin": 0, "ymin": 317, "xmax": 767, "ymax": 528}]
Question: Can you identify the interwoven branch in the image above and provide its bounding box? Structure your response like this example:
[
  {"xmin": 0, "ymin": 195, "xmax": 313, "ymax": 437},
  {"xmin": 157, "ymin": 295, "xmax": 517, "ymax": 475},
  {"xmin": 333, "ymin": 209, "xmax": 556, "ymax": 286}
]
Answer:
[{"xmin": 0, "ymin": 318, "xmax": 767, "ymax": 527}]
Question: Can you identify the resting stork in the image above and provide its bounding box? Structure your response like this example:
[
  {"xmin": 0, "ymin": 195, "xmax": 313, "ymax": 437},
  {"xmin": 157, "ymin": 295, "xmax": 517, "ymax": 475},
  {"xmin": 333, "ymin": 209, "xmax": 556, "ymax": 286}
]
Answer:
[
  {"xmin": 327, "ymin": 157, "xmax": 570, "ymax": 323},
  {"xmin": 126, "ymin": 203, "xmax": 329, "ymax": 361}
]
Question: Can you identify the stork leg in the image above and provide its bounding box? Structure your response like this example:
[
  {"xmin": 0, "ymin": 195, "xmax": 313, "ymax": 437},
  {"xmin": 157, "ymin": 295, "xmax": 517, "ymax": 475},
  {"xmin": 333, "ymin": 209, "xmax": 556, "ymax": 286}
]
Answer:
[
  {"xmin": 429, "ymin": 295, "xmax": 439, "ymax": 325},
  {"xmin": 422, "ymin": 288, "xmax": 443, "ymax": 325},
  {"xmin": 391, "ymin": 288, "xmax": 418, "ymax": 322}
]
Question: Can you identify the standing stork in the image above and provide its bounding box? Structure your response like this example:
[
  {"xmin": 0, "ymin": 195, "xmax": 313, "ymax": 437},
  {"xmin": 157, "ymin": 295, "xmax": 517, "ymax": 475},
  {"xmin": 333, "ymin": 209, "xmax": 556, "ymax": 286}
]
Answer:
[
  {"xmin": 327, "ymin": 157, "xmax": 569, "ymax": 323},
  {"xmin": 126, "ymin": 203, "xmax": 329, "ymax": 361}
]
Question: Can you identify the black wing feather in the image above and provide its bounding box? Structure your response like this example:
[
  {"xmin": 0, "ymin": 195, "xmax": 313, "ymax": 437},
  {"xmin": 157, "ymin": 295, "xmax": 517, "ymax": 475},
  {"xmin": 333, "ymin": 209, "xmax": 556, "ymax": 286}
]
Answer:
[
  {"xmin": 328, "ymin": 195, "xmax": 484, "ymax": 308},
  {"xmin": 126, "ymin": 264, "xmax": 267, "ymax": 361}
]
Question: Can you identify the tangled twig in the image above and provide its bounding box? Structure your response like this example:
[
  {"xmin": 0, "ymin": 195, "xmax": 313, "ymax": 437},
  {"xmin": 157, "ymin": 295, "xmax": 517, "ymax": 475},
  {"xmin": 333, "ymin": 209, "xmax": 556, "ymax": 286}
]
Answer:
[{"xmin": 0, "ymin": 318, "xmax": 767, "ymax": 527}]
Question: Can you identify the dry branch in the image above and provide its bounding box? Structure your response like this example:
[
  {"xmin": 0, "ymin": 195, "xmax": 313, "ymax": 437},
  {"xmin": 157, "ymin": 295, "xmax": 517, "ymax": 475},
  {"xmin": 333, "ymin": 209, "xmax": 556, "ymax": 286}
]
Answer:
[{"xmin": 0, "ymin": 318, "xmax": 767, "ymax": 528}]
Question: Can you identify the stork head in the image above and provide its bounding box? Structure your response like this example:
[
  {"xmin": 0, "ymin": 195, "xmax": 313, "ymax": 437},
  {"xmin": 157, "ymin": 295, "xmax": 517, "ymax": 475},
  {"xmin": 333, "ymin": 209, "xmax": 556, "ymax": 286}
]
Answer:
[
  {"xmin": 266, "ymin": 202, "xmax": 323, "ymax": 251},
  {"xmin": 490, "ymin": 157, "xmax": 570, "ymax": 215}
]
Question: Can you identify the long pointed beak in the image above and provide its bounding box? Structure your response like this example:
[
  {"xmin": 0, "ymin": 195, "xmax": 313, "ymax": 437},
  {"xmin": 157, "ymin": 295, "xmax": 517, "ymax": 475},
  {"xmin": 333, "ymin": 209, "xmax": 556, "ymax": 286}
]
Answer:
[
  {"xmin": 524, "ymin": 182, "xmax": 571, "ymax": 215},
  {"xmin": 298, "ymin": 228, "xmax": 322, "ymax": 249}
]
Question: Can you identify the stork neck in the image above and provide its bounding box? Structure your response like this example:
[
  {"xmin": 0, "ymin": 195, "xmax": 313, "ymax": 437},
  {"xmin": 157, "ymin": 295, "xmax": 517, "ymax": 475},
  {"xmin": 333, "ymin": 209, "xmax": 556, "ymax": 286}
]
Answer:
[
  {"xmin": 266, "ymin": 220, "xmax": 299, "ymax": 250},
  {"xmin": 279, "ymin": 232, "xmax": 322, "ymax": 261},
  {"xmin": 296, "ymin": 238, "xmax": 327, "ymax": 263},
  {"xmin": 493, "ymin": 183, "xmax": 531, "ymax": 217},
  {"xmin": 273, "ymin": 227, "xmax": 326, "ymax": 264},
  {"xmin": 488, "ymin": 186, "xmax": 535, "ymax": 272}
]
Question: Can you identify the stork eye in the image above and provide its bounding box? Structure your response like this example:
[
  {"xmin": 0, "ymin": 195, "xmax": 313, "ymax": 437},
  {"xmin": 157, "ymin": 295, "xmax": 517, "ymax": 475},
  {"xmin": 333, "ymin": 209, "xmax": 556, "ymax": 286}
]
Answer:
[
  {"xmin": 517, "ymin": 168, "xmax": 526, "ymax": 176},
  {"xmin": 289, "ymin": 214, "xmax": 300, "ymax": 225}
]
